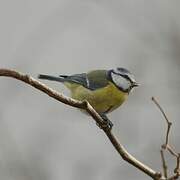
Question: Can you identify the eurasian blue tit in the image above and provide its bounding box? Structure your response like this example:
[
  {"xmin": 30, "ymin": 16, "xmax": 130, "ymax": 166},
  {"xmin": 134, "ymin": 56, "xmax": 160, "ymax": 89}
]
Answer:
[{"xmin": 38, "ymin": 68, "xmax": 139, "ymax": 129}]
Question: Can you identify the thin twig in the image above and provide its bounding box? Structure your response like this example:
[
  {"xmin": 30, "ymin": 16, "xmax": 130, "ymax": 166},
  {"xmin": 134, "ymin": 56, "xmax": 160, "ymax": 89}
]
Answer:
[
  {"xmin": 152, "ymin": 97, "xmax": 180, "ymax": 180},
  {"xmin": 152, "ymin": 97, "xmax": 172, "ymax": 145},
  {"xmin": 0, "ymin": 68, "xmax": 162, "ymax": 179},
  {"xmin": 165, "ymin": 145, "xmax": 179, "ymax": 158},
  {"xmin": 174, "ymin": 154, "xmax": 180, "ymax": 176},
  {"xmin": 160, "ymin": 149, "xmax": 168, "ymax": 178}
]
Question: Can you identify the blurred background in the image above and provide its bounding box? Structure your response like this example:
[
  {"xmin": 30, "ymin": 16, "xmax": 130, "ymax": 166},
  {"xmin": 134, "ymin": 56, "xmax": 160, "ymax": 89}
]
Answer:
[{"xmin": 0, "ymin": 0, "xmax": 180, "ymax": 179}]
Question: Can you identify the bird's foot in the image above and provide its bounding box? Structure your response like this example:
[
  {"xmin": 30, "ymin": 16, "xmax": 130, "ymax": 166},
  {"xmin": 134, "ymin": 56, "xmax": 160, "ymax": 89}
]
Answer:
[{"xmin": 97, "ymin": 113, "xmax": 113, "ymax": 130}]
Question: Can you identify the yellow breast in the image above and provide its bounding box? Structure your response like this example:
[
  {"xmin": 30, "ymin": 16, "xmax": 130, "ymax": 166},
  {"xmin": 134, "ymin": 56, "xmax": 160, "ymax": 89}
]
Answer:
[{"xmin": 65, "ymin": 82, "xmax": 128, "ymax": 113}]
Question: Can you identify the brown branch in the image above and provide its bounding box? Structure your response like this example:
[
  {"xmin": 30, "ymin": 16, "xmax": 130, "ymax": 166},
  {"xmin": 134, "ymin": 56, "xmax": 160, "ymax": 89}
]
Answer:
[
  {"xmin": 152, "ymin": 97, "xmax": 172, "ymax": 146},
  {"xmin": 152, "ymin": 97, "xmax": 180, "ymax": 180},
  {"xmin": 174, "ymin": 154, "xmax": 180, "ymax": 177},
  {"xmin": 0, "ymin": 69, "xmax": 163, "ymax": 179},
  {"xmin": 165, "ymin": 145, "xmax": 179, "ymax": 158},
  {"xmin": 160, "ymin": 149, "xmax": 168, "ymax": 178}
]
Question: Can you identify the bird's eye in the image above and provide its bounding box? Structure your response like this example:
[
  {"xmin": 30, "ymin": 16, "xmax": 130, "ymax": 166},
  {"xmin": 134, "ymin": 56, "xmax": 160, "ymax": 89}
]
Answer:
[{"xmin": 111, "ymin": 73, "xmax": 131, "ymax": 92}]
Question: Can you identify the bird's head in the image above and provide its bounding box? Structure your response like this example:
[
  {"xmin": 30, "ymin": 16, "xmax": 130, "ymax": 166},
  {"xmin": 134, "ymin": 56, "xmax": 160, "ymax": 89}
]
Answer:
[{"xmin": 108, "ymin": 67, "xmax": 139, "ymax": 93}]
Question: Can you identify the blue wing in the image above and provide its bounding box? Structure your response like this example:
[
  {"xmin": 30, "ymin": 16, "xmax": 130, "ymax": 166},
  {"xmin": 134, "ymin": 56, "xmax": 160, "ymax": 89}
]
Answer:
[{"xmin": 60, "ymin": 70, "xmax": 109, "ymax": 90}]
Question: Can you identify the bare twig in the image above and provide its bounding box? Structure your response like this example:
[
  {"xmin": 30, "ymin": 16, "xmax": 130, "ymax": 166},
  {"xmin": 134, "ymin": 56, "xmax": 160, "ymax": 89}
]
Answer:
[
  {"xmin": 165, "ymin": 145, "xmax": 179, "ymax": 158},
  {"xmin": 0, "ymin": 68, "xmax": 163, "ymax": 179},
  {"xmin": 160, "ymin": 149, "xmax": 168, "ymax": 178},
  {"xmin": 152, "ymin": 97, "xmax": 180, "ymax": 180},
  {"xmin": 174, "ymin": 154, "xmax": 180, "ymax": 176},
  {"xmin": 152, "ymin": 97, "xmax": 172, "ymax": 146}
]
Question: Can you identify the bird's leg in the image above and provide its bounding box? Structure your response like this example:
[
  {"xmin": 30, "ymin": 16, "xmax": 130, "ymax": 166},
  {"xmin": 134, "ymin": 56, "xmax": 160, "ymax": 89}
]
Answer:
[{"xmin": 97, "ymin": 113, "xmax": 113, "ymax": 130}]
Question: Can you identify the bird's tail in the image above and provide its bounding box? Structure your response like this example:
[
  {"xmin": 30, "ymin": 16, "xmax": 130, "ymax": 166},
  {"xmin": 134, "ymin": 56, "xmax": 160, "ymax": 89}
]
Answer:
[{"xmin": 38, "ymin": 74, "xmax": 67, "ymax": 83}]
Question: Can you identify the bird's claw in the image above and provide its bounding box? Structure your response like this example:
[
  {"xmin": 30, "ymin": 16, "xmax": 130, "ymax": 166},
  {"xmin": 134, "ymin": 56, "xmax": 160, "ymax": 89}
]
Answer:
[{"xmin": 96, "ymin": 113, "xmax": 113, "ymax": 130}]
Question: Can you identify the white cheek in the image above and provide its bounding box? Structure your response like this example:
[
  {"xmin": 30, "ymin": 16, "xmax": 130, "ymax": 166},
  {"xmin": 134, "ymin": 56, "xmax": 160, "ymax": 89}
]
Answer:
[{"xmin": 111, "ymin": 74, "xmax": 131, "ymax": 90}]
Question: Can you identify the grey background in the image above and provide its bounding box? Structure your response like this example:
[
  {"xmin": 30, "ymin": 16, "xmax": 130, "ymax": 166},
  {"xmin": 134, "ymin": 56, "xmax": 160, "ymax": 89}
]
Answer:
[{"xmin": 0, "ymin": 0, "xmax": 180, "ymax": 179}]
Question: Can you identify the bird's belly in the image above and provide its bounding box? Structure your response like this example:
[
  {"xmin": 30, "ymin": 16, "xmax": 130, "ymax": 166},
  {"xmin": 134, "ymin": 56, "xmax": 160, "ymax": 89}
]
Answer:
[{"xmin": 71, "ymin": 83, "xmax": 128, "ymax": 113}]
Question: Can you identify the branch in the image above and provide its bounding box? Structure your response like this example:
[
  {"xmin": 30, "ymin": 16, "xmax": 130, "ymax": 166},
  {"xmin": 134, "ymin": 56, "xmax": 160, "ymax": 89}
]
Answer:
[
  {"xmin": 152, "ymin": 97, "xmax": 180, "ymax": 180},
  {"xmin": 0, "ymin": 69, "xmax": 163, "ymax": 179},
  {"xmin": 152, "ymin": 97, "xmax": 172, "ymax": 146},
  {"xmin": 160, "ymin": 149, "xmax": 168, "ymax": 178}
]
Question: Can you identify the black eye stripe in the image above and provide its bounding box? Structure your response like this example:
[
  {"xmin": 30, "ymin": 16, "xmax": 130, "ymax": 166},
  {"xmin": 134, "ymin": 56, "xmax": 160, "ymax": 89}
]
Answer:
[
  {"xmin": 113, "ymin": 72, "xmax": 132, "ymax": 82},
  {"xmin": 122, "ymin": 74, "xmax": 134, "ymax": 82}
]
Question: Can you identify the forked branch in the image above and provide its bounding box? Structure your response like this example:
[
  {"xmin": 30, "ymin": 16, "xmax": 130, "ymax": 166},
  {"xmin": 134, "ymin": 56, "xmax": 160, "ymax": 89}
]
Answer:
[{"xmin": 152, "ymin": 97, "xmax": 180, "ymax": 180}]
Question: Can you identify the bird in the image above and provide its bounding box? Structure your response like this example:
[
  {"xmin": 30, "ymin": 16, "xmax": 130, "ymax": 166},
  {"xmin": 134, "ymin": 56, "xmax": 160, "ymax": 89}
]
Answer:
[{"xmin": 38, "ymin": 68, "xmax": 139, "ymax": 129}]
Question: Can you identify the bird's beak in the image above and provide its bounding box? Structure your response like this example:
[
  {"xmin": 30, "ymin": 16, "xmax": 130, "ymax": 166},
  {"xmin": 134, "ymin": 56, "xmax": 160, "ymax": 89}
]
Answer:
[{"xmin": 132, "ymin": 81, "xmax": 140, "ymax": 87}]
